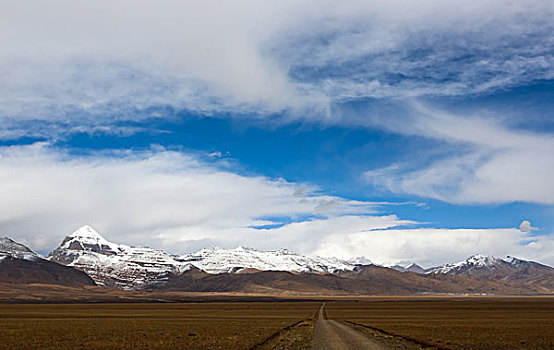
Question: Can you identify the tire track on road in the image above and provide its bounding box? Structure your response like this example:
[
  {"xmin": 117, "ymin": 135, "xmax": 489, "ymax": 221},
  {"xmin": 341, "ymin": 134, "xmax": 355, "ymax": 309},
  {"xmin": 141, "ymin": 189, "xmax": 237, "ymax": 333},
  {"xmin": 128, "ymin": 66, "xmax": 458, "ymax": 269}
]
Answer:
[{"xmin": 311, "ymin": 303, "xmax": 387, "ymax": 350}]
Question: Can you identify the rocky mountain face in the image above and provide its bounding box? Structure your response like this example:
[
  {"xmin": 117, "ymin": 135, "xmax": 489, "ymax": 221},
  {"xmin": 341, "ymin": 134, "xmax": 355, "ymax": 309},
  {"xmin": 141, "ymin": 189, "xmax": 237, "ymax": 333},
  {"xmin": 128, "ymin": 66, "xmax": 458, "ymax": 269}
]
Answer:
[
  {"xmin": 48, "ymin": 226, "xmax": 359, "ymax": 290},
  {"xmin": 0, "ymin": 237, "xmax": 95, "ymax": 287},
  {"xmin": 48, "ymin": 226, "xmax": 191, "ymax": 289}
]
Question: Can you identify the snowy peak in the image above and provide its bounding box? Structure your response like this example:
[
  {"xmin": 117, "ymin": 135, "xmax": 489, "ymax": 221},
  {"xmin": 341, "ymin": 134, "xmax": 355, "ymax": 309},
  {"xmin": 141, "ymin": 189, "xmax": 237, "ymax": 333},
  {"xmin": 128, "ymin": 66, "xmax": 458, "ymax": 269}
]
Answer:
[
  {"xmin": 59, "ymin": 225, "xmax": 121, "ymax": 254},
  {"xmin": 178, "ymin": 246, "xmax": 356, "ymax": 274},
  {"xmin": 464, "ymin": 254, "xmax": 502, "ymax": 267},
  {"xmin": 428, "ymin": 254, "xmax": 516, "ymax": 275},
  {"xmin": 67, "ymin": 225, "xmax": 105, "ymax": 241},
  {"xmin": 405, "ymin": 263, "xmax": 425, "ymax": 274},
  {"xmin": 0, "ymin": 237, "xmax": 39, "ymax": 261}
]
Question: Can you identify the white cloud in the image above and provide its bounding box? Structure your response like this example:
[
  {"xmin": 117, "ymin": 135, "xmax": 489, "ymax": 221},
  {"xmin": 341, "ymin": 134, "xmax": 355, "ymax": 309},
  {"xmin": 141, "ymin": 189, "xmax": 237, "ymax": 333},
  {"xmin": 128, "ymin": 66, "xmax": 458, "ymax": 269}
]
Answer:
[
  {"xmin": 0, "ymin": 0, "xmax": 553, "ymax": 137},
  {"xmin": 0, "ymin": 143, "xmax": 551, "ymax": 266},
  {"xmin": 364, "ymin": 102, "xmax": 554, "ymax": 205},
  {"xmin": 313, "ymin": 227, "xmax": 554, "ymax": 267},
  {"xmin": 0, "ymin": 143, "xmax": 377, "ymax": 252},
  {"xmin": 519, "ymin": 220, "xmax": 538, "ymax": 233}
]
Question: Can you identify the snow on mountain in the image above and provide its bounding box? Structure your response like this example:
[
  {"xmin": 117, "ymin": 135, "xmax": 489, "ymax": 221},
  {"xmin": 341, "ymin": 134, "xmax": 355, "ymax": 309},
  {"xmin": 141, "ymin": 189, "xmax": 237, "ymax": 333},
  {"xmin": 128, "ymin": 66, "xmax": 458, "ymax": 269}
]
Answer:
[
  {"xmin": 49, "ymin": 226, "xmax": 191, "ymax": 289},
  {"xmin": 0, "ymin": 237, "xmax": 39, "ymax": 262},
  {"xmin": 426, "ymin": 254, "xmax": 506, "ymax": 274},
  {"xmin": 59, "ymin": 225, "xmax": 121, "ymax": 254},
  {"xmin": 177, "ymin": 246, "xmax": 357, "ymax": 274},
  {"xmin": 426, "ymin": 254, "xmax": 554, "ymax": 292},
  {"xmin": 49, "ymin": 226, "xmax": 554, "ymax": 291},
  {"xmin": 49, "ymin": 225, "xmax": 358, "ymax": 289},
  {"xmin": 425, "ymin": 254, "xmax": 549, "ymax": 276}
]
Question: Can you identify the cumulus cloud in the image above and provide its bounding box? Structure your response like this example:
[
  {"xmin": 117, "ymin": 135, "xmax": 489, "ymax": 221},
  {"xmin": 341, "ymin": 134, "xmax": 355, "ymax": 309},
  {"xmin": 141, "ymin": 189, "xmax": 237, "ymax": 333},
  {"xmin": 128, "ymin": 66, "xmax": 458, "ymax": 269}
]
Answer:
[
  {"xmin": 0, "ymin": 143, "xmax": 378, "ymax": 252},
  {"xmin": 519, "ymin": 220, "xmax": 538, "ymax": 233}
]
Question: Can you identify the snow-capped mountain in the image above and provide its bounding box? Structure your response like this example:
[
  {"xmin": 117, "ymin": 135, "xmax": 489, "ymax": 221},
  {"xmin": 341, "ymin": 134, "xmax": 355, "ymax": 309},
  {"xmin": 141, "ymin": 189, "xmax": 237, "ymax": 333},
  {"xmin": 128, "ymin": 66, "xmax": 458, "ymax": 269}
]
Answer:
[
  {"xmin": 177, "ymin": 246, "xmax": 356, "ymax": 274},
  {"xmin": 0, "ymin": 237, "xmax": 39, "ymax": 261},
  {"xmin": 426, "ymin": 254, "xmax": 554, "ymax": 281},
  {"xmin": 49, "ymin": 226, "xmax": 191, "ymax": 289},
  {"xmin": 427, "ymin": 254, "xmax": 506, "ymax": 275},
  {"xmin": 425, "ymin": 254, "xmax": 554, "ymax": 292},
  {"xmin": 49, "ymin": 225, "xmax": 358, "ymax": 289}
]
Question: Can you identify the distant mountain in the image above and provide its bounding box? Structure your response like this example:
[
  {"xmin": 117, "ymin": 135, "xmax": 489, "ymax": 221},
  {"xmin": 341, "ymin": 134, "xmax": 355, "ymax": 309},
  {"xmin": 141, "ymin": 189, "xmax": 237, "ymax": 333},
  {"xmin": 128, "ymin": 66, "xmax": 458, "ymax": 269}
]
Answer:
[
  {"xmin": 390, "ymin": 263, "xmax": 426, "ymax": 274},
  {"xmin": 177, "ymin": 246, "xmax": 356, "ymax": 274},
  {"xmin": 158, "ymin": 263, "xmax": 546, "ymax": 295},
  {"xmin": 427, "ymin": 254, "xmax": 554, "ymax": 293},
  {"xmin": 427, "ymin": 254, "xmax": 509, "ymax": 275},
  {"xmin": 0, "ymin": 237, "xmax": 39, "ymax": 261},
  {"xmin": 0, "ymin": 237, "xmax": 95, "ymax": 287},
  {"xmin": 49, "ymin": 225, "xmax": 358, "ymax": 289},
  {"xmin": 337, "ymin": 264, "xmax": 544, "ymax": 295}
]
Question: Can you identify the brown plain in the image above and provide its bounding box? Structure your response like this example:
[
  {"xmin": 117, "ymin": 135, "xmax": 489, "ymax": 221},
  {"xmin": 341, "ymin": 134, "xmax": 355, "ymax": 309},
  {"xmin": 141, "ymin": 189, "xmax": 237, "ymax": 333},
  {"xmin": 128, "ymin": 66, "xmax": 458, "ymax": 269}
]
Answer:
[
  {"xmin": 0, "ymin": 297, "xmax": 553, "ymax": 349},
  {"xmin": 0, "ymin": 302, "xmax": 317, "ymax": 350},
  {"xmin": 325, "ymin": 299, "xmax": 554, "ymax": 349}
]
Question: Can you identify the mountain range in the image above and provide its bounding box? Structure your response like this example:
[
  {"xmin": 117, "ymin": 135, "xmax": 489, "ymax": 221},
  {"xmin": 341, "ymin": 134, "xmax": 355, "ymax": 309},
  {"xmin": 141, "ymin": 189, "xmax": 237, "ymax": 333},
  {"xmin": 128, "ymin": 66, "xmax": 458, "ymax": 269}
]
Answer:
[{"xmin": 1, "ymin": 225, "xmax": 553, "ymax": 295}]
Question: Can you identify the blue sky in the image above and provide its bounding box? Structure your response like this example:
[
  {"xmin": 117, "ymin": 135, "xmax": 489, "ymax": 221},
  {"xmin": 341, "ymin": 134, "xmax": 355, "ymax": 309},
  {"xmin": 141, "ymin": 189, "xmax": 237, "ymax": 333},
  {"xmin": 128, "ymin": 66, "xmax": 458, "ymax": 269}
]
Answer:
[{"xmin": 1, "ymin": 0, "xmax": 553, "ymax": 266}]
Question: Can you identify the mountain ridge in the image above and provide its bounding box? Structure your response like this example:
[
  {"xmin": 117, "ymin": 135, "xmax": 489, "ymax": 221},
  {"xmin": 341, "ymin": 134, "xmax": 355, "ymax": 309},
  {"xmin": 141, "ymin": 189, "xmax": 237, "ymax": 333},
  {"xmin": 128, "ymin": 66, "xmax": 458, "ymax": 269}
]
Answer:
[
  {"xmin": 2, "ymin": 225, "xmax": 552, "ymax": 295},
  {"xmin": 0, "ymin": 236, "xmax": 96, "ymax": 287}
]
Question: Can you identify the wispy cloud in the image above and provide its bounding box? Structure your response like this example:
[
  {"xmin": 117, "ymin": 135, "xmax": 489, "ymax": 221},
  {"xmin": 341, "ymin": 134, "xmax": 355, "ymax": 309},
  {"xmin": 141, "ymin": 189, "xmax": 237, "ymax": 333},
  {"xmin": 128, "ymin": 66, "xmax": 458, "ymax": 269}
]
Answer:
[
  {"xmin": 1, "ymin": 0, "xmax": 553, "ymax": 137},
  {"xmin": 364, "ymin": 102, "xmax": 554, "ymax": 205}
]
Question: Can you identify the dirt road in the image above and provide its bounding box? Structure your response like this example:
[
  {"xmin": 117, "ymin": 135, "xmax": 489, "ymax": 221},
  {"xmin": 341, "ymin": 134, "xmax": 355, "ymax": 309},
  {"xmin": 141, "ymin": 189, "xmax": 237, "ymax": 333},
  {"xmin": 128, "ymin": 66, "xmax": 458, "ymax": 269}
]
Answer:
[{"xmin": 311, "ymin": 303, "xmax": 387, "ymax": 350}]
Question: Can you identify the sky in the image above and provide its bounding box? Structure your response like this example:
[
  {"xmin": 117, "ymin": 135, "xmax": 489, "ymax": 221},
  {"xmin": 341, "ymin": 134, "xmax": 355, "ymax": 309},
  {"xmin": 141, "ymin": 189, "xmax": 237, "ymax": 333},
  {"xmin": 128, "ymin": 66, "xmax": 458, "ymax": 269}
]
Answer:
[{"xmin": 1, "ymin": 0, "xmax": 553, "ymax": 267}]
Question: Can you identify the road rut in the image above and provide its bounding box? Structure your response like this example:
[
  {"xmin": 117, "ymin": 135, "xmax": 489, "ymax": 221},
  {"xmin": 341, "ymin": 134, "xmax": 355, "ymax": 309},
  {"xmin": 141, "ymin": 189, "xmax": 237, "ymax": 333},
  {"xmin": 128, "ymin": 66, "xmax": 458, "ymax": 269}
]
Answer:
[{"xmin": 311, "ymin": 303, "xmax": 387, "ymax": 350}]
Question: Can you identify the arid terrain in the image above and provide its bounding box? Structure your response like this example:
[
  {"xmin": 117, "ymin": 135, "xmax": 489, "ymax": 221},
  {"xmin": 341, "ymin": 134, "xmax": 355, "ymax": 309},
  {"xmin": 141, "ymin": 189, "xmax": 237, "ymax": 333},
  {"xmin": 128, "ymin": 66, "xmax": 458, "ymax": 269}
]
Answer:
[
  {"xmin": 0, "ymin": 302, "xmax": 317, "ymax": 350},
  {"xmin": 1, "ymin": 295, "xmax": 553, "ymax": 349},
  {"xmin": 325, "ymin": 298, "xmax": 554, "ymax": 349}
]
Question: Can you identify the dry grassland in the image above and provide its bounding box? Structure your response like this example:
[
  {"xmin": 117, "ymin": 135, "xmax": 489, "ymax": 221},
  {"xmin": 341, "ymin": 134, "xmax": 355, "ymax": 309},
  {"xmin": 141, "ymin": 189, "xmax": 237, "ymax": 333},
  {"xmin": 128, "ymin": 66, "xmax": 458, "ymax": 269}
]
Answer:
[
  {"xmin": 325, "ymin": 298, "xmax": 554, "ymax": 349},
  {"xmin": 0, "ymin": 302, "xmax": 319, "ymax": 350}
]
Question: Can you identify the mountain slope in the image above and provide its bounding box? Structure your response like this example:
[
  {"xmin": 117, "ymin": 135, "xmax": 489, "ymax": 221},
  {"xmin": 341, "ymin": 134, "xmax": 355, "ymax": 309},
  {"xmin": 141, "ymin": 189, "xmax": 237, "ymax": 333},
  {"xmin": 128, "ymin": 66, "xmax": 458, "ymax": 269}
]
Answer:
[
  {"xmin": 0, "ymin": 237, "xmax": 95, "ymax": 287},
  {"xmin": 0, "ymin": 237, "xmax": 39, "ymax": 261},
  {"xmin": 427, "ymin": 254, "xmax": 554, "ymax": 293},
  {"xmin": 156, "ymin": 264, "xmax": 547, "ymax": 295},
  {"xmin": 338, "ymin": 264, "xmax": 546, "ymax": 295}
]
